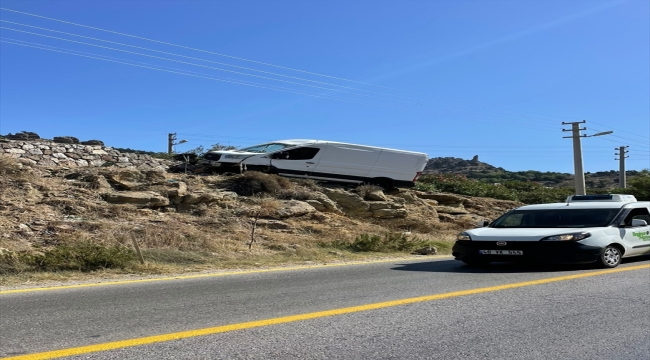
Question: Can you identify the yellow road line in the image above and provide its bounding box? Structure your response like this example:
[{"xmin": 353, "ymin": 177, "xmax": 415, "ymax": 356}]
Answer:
[
  {"xmin": 0, "ymin": 256, "xmax": 440, "ymax": 295},
  {"xmin": 3, "ymin": 263, "xmax": 649, "ymax": 360}
]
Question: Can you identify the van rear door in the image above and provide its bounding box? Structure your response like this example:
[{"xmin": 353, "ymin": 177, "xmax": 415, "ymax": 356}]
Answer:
[
  {"xmin": 269, "ymin": 146, "xmax": 323, "ymax": 178},
  {"xmin": 370, "ymin": 150, "xmax": 427, "ymax": 182},
  {"xmin": 311, "ymin": 144, "xmax": 380, "ymax": 180}
]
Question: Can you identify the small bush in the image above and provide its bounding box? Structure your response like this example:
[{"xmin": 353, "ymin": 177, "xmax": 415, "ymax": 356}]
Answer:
[
  {"xmin": 228, "ymin": 172, "xmax": 293, "ymax": 196},
  {"xmin": 356, "ymin": 184, "xmax": 383, "ymax": 200},
  {"xmin": 275, "ymin": 188, "xmax": 316, "ymax": 201},
  {"xmin": 0, "ymin": 156, "xmax": 29, "ymax": 178},
  {"xmin": 22, "ymin": 241, "xmax": 135, "ymax": 272},
  {"xmin": 324, "ymin": 232, "xmax": 430, "ymax": 253}
]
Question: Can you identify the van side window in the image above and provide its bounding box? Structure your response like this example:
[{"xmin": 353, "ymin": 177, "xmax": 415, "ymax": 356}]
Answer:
[
  {"xmin": 273, "ymin": 147, "xmax": 320, "ymax": 160},
  {"xmin": 623, "ymin": 208, "xmax": 650, "ymax": 226}
]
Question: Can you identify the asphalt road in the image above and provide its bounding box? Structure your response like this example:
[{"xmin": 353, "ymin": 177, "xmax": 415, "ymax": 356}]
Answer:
[{"xmin": 1, "ymin": 257, "xmax": 649, "ymax": 360}]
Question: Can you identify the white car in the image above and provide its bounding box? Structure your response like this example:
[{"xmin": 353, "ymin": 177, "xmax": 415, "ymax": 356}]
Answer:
[{"xmin": 452, "ymin": 194, "xmax": 650, "ymax": 268}]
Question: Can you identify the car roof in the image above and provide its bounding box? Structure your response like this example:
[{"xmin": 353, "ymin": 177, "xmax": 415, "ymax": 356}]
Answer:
[{"xmin": 516, "ymin": 201, "xmax": 650, "ymax": 210}]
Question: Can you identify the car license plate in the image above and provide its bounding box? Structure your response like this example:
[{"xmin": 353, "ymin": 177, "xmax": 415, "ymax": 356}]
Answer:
[{"xmin": 479, "ymin": 250, "xmax": 523, "ymax": 255}]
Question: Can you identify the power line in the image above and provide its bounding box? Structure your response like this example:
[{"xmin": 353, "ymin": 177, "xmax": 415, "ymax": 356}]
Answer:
[
  {"xmin": 1, "ymin": 8, "xmax": 642, "ymax": 140},
  {"xmin": 0, "ymin": 7, "xmax": 583, "ymax": 123},
  {"xmin": 0, "ymin": 39, "xmax": 408, "ymax": 111},
  {"xmin": 0, "ymin": 26, "xmax": 567, "ymax": 127},
  {"xmin": 591, "ymin": 121, "xmax": 650, "ymax": 141},
  {"xmin": 0, "ymin": 20, "xmax": 582, "ymax": 127},
  {"xmin": 0, "ymin": 39, "xmax": 563, "ymax": 133}
]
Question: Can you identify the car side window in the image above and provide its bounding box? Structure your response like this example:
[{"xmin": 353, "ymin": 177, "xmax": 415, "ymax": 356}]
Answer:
[
  {"xmin": 623, "ymin": 208, "xmax": 650, "ymax": 226},
  {"xmin": 272, "ymin": 147, "xmax": 320, "ymax": 160}
]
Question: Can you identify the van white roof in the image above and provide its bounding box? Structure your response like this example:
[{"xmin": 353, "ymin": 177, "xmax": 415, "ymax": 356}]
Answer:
[
  {"xmin": 273, "ymin": 139, "xmax": 428, "ymax": 156},
  {"xmin": 517, "ymin": 194, "xmax": 650, "ymax": 210},
  {"xmin": 565, "ymin": 194, "xmax": 637, "ymax": 203}
]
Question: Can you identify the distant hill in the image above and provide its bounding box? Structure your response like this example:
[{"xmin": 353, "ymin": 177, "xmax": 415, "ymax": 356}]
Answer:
[
  {"xmin": 424, "ymin": 156, "xmax": 641, "ymax": 188},
  {"xmin": 424, "ymin": 155, "xmax": 502, "ymax": 174}
]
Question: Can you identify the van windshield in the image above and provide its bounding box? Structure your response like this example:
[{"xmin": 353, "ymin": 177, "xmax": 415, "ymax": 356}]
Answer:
[
  {"xmin": 491, "ymin": 209, "xmax": 620, "ymax": 228},
  {"xmin": 238, "ymin": 143, "xmax": 293, "ymax": 153}
]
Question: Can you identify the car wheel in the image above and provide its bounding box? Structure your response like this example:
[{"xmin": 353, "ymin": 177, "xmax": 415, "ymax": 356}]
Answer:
[
  {"xmin": 598, "ymin": 245, "xmax": 622, "ymax": 268},
  {"xmin": 461, "ymin": 258, "xmax": 491, "ymax": 267}
]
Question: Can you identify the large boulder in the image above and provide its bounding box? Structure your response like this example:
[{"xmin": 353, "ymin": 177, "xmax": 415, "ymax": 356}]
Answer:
[
  {"xmin": 320, "ymin": 188, "xmax": 369, "ymax": 216},
  {"xmin": 273, "ymin": 200, "xmax": 316, "ymax": 219},
  {"xmin": 236, "ymin": 200, "xmax": 316, "ymax": 219},
  {"xmin": 364, "ymin": 189, "xmax": 387, "ymax": 201},
  {"xmin": 102, "ymin": 191, "xmax": 170, "ymax": 208},
  {"xmin": 372, "ymin": 208, "xmax": 408, "ymax": 219},
  {"xmin": 305, "ymin": 192, "xmax": 344, "ymax": 215},
  {"xmin": 103, "ymin": 169, "xmax": 144, "ymax": 190},
  {"xmin": 416, "ymin": 193, "xmax": 464, "ymax": 207}
]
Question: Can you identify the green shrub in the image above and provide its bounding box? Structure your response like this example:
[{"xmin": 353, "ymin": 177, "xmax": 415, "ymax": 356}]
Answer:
[
  {"xmin": 416, "ymin": 174, "xmax": 626, "ymax": 204},
  {"xmin": 324, "ymin": 232, "xmax": 429, "ymax": 253},
  {"xmin": 613, "ymin": 170, "xmax": 650, "ymax": 201},
  {"xmin": 416, "ymin": 174, "xmax": 518, "ymax": 200},
  {"xmin": 228, "ymin": 172, "xmax": 293, "ymax": 196},
  {"xmin": 22, "ymin": 242, "xmax": 135, "ymax": 272}
]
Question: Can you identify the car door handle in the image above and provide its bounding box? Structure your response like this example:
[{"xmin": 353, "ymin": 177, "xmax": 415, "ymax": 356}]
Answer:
[{"xmin": 306, "ymin": 162, "xmax": 315, "ymax": 164}]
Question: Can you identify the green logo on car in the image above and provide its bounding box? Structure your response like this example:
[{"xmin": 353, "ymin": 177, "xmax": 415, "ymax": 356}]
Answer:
[{"xmin": 632, "ymin": 231, "xmax": 650, "ymax": 241}]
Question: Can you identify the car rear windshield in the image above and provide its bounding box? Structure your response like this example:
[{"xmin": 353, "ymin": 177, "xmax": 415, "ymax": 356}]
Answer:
[{"xmin": 491, "ymin": 208, "xmax": 620, "ymax": 228}]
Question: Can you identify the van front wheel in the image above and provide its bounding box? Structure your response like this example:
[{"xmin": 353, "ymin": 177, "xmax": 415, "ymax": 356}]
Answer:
[{"xmin": 597, "ymin": 245, "xmax": 622, "ymax": 268}]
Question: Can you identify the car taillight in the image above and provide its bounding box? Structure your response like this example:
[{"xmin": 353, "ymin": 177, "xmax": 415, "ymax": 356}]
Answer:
[{"xmin": 412, "ymin": 171, "xmax": 422, "ymax": 182}]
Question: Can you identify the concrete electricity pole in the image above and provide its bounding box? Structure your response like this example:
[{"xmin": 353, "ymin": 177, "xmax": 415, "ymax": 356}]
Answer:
[
  {"xmin": 168, "ymin": 133, "xmax": 177, "ymax": 155},
  {"xmin": 562, "ymin": 121, "xmax": 587, "ymax": 195},
  {"xmin": 615, "ymin": 146, "xmax": 629, "ymax": 188},
  {"xmin": 562, "ymin": 120, "xmax": 613, "ymax": 196},
  {"xmin": 167, "ymin": 133, "xmax": 188, "ymax": 155}
]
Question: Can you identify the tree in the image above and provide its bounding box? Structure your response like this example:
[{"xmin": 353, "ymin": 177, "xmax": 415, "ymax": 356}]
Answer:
[
  {"xmin": 210, "ymin": 143, "xmax": 238, "ymax": 151},
  {"xmin": 627, "ymin": 170, "xmax": 650, "ymax": 200}
]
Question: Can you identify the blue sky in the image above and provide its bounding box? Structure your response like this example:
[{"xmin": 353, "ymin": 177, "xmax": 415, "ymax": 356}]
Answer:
[{"xmin": 1, "ymin": 0, "xmax": 648, "ymax": 173}]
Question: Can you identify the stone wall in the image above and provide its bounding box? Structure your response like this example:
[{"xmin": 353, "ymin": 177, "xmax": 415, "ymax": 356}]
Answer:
[{"xmin": 0, "ymin": 139, "xmax": 171, "ymax": 170}]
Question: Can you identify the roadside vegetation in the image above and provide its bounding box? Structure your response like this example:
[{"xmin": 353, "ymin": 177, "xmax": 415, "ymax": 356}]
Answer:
[{"xmin": 415, "ymin": 172, "xmax": 650, "ymax": 203}]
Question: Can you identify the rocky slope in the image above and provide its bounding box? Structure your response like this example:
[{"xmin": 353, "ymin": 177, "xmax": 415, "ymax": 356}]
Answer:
[{"xmin": 0, "ymin": 154, "xmax": 522, "ymax": 275}]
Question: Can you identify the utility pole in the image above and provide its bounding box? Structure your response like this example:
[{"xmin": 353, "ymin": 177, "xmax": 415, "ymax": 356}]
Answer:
[
  {"xmin": 615, "ymin": 146, "xmax": 629, "ymax": 188},
  {"xmin": 562, "ymin": 121, "xmax": 587, "ymax": 195},
  {"xmin": 168, "ymin": 133, "xmax": 177, "ymax": 155},
  {"xmin": 562, "ymin": 120, "xmax": 614, "ymax": 196}
]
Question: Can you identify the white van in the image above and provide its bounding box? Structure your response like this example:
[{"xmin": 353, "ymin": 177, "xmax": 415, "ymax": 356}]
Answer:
[
  {"xmin": 199, "ymin": 139, "xmax": 429, "ymax": 188},
  {"xmin": 452, "ymin": 194, "xmax": 650, "ymax": 268}
]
